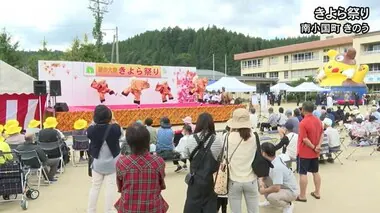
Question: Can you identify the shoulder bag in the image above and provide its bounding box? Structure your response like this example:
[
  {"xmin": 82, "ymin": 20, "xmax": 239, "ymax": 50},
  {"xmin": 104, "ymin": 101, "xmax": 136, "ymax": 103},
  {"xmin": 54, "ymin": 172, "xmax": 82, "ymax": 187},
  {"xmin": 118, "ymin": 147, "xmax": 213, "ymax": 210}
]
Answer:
[
  {"xmin": 213, "ymin": 133, "xmax": 243, "ymax": 195},
  {"xmin": 88, "ymin": 124, "xmax": 112, "ymax": 177},
  {"xmin": 251, "ymin": 132, "xmax": 274, "ymax": 178}
]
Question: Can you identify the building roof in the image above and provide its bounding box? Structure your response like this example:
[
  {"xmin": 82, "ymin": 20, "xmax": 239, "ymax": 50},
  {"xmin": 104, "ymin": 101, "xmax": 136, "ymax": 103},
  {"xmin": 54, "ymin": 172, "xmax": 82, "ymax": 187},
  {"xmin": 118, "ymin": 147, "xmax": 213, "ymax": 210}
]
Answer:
[{"xmin": 234, "ymin": 36, "xmax": 353, "ymax": 61}]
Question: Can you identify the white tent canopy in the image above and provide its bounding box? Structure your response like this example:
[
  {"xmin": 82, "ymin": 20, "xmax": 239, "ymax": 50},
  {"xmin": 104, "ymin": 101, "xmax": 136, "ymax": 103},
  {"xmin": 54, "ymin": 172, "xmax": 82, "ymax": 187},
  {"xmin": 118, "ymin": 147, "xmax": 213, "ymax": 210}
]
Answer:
[
  {"xmin": 287, "ymin": 82, "xmax": 330, "ymax": 92},
  {"xmin": 0, "ymin": 60, "xmax": 35, "ymax": 94},
  {"xmin": 206, "ymin": 77, "xmax": 256, "ymax": 92},
  {"xmin": 270, "ymin": 83, "xmax": 293, "ymax": 92}
]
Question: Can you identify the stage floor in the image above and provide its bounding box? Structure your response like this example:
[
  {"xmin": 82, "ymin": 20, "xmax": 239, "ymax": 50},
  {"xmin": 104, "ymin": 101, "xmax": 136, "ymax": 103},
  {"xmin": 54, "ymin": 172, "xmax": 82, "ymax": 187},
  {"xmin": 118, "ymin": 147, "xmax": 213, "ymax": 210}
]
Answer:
[
  {"xmin": 56, "ymin": 104, "xmax": 243, "ymax": 131},
  {"xmin": 69, "ymin": 103, "xmax": 207, "ymax": 112}
]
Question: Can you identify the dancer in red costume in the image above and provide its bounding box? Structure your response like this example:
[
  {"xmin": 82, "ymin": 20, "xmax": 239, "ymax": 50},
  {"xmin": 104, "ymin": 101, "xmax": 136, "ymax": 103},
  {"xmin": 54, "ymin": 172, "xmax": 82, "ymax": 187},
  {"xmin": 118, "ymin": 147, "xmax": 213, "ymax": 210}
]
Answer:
[
  {"xmin": 189, "ymin": 75, "xmax": 208, "ymax": 103},
  {"xmin": 121, "ymin": 77, "xmax": 150, "ymax": 105},
  {"xmin": 155, "ymin": 81, "xmax": 174, "ymax": 103},
  {"xmin": 91, "ymin": 79, "xmax": 116, "ymax": 103}
]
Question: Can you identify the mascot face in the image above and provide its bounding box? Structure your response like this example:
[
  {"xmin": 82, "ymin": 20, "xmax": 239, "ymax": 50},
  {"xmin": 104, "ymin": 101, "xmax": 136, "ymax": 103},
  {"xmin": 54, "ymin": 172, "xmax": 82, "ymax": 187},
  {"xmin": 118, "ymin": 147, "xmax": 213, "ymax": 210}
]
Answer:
[{"xmin": 318, "ymin": 49, "xmax": 357, "ymax": 86}]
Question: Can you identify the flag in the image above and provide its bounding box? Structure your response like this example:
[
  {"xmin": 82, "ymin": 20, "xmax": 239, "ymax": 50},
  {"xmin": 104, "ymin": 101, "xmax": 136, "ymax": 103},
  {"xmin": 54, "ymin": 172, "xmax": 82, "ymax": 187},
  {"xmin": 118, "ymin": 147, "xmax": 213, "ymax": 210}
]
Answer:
[{"xmin": 0, "ymin": 94, "xmax": 47, "ymax": 129}]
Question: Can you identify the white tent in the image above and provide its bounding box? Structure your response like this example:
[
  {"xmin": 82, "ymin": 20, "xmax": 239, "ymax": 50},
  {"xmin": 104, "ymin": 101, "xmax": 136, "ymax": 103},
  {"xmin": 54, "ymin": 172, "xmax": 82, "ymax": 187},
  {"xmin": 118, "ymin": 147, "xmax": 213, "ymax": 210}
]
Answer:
[
  {"xmin": 206, "ymin": 77, "xmax": 256, "ymax": 92},
  {"xmin": 0, "ymin": 60, "xmax": 35, "ymax": 94},
  {"xmin": 270, "ymin": 83, "xmax": 293, "ymax": 92},
  {"xmin": 287, "ymin": 82, "xmax": 330, "ymax": 92}
]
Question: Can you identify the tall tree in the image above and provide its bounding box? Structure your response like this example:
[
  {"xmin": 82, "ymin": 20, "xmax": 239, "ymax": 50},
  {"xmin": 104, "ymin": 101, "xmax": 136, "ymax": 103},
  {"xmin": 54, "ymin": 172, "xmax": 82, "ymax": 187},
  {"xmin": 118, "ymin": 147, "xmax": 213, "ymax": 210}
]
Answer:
[
  {"xmin": 63, "ymin": 34, "xmax": 107, "ymax": 62},
  {"xmin": 89, "ymin": 0, "xmax": 113, "ymax": 49},
  {"xmin": 0, "ymin": 28, "xmax": 22, "ymax": 68}
]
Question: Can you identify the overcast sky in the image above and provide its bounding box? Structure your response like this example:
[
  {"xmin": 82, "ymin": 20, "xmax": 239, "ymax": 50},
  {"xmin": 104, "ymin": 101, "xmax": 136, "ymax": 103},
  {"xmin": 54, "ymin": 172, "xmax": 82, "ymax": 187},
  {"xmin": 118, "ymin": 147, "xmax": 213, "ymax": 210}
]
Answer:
[{"xmin": 1, "ymin": 0, "xmax": 379, "ymax": 51}]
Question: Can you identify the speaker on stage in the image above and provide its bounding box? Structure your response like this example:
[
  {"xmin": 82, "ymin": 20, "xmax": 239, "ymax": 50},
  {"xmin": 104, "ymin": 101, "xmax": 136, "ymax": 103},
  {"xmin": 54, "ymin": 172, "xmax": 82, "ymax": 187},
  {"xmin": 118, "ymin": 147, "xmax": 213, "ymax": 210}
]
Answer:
[
  {"xmin": 49, "ymin": 80, "xmax": 62, "ymax": 96},
  {"xmin": 54, "ymin": 102, "xmax": 69, "ymax": 112},
  {"xmin": 33, "ymin": 81, "xmax": 47, "ymax": 95}
]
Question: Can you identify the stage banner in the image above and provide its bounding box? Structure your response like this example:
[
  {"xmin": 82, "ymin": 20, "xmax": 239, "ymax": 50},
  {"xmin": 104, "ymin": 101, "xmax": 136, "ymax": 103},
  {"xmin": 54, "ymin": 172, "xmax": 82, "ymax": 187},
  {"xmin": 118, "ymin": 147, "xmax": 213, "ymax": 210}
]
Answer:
[{"xmin": 38, "ymin": 60, "xmax": 197, "ymax": 107}]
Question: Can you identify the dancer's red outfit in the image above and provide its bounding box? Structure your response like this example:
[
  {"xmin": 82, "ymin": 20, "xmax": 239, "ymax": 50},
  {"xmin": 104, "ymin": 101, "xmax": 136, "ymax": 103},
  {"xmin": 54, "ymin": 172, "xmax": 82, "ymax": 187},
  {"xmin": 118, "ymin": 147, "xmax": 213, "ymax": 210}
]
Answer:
[
  {"xmin": 91, "ymin": 79, "xmax": 115, "ymax": 103},
  {"xmin": 155, "ymin": 82, "xmax": 174, "ymax": 103},
  {"xmin": 121, "ymin": 78, "xmax": 150, "ymax": 105},
  {"xmin": 189, "ymin": 76, "xmax": 208, "ymax": 102}
]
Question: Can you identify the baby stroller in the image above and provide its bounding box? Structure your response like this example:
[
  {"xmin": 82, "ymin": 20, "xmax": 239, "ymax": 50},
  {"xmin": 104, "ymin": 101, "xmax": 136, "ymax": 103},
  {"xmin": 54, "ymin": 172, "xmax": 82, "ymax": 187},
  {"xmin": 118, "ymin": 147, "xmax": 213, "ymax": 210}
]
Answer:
[{"xmin": 0, "ymin": 151, "xmax": 39, "ymax": 210}]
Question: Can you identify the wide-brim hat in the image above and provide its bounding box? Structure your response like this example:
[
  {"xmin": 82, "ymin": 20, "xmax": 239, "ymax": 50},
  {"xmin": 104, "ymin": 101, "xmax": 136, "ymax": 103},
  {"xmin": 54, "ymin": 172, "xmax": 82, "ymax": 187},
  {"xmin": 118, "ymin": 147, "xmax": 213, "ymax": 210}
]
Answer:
[
  {"xmin": 43, "ymin": 117, "xmax": 58, "ymax": 128},
  {"xmin": 227, "ymin": 108, "xmax": 252, "ymax": 129},
  {"xmin": 182, "ymin": 116, "xmax": 192, "ymax": 124},
  {"xmin": 4, "ymin": 120, "xmax": 19, "ymax": 130},
  {"xmin": 74, "ymin": 119, "xmax": 88, "ymax": 130},
  {"xmin": 28, "ymin": 119, "xmax": 40, "ymax": 128},
  {"xmin": 4, "ymin": 125, "xmax": 22, "ymax": 135}
]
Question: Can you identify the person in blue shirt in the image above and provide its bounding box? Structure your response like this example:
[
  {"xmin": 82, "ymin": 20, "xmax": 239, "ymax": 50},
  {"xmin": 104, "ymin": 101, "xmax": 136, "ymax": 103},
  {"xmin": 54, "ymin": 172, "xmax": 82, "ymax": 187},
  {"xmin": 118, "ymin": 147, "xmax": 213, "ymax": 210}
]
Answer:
[
  {"xmin": 326, "ymin": 108, "xmax": 336, "ymax": 127},
  {"xmin": 156, "ymin": 117, "xmax": 175, "ymax": 160}
]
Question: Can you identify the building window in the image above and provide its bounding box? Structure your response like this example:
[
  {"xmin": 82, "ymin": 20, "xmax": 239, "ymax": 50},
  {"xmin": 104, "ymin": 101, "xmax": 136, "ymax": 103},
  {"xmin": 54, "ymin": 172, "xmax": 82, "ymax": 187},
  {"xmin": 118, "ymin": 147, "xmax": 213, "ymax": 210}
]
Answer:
[
  {"xmin": 284, "ymin": 71, "xmax": 289, "ymax": 79},
  {"xmin": 252, "ymin": 73, "xmax": 266, "ymax": 78},
  {"xmin": 323, "ymin": 55, "xmax": 329, "ymax": 63},
  {"xmin": 292, "ymin": 52, "xmax": 318, "ymax": 63},
  {"xmin": 363, "ymin": 42, "xmax": 380, "ymax": 54},
  {"xmin": 368, "ymin": 63, "xmax": 380, "ymax": 72},
  {"xmin": 323, "ymin": 48, "xmax": 329, "ymax": 52},
  {"xmin": 269, "ymin": 72, "xmax": 279, "ymax": 78},
  {"xmin": 242, "ymin": 59, "xmax": 263, "ymax": 68},
  {"xmin": 291, "ymin": 69, "xmax": 317, "ymax": 79},
  {"xmin": 284, "ymin": 55, "xmax": 289, "ymax": 64},
  {"xmin": 344, "ymin": 48, "xmax": 348, "ymax": 53},
  {"xmin": 270, "ymin": 56, "xmax": 278, "ymax": 65}
]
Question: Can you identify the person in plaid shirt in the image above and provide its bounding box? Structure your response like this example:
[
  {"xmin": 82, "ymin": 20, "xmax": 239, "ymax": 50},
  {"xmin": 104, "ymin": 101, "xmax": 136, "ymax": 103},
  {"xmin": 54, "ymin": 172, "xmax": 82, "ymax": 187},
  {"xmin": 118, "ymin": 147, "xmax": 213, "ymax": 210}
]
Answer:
[{"xmin": 115, "ymin": 123, "xmax": 169, "ymax": 213}]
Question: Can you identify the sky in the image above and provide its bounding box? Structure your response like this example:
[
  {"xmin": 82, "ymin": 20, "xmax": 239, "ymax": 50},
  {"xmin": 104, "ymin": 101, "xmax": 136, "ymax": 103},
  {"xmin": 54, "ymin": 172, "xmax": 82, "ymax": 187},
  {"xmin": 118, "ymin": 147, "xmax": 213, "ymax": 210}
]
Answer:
[{"xmin": 0, "ymin": 0, "xmax": 379, "ymax": 51}]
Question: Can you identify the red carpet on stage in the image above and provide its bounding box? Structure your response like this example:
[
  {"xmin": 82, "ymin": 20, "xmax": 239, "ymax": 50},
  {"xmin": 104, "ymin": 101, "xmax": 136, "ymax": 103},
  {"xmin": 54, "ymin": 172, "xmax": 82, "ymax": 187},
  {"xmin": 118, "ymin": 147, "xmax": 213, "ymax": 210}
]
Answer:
[{"xmin": 69, "ymin": 103, "xmax": 208, "ymax": 112}]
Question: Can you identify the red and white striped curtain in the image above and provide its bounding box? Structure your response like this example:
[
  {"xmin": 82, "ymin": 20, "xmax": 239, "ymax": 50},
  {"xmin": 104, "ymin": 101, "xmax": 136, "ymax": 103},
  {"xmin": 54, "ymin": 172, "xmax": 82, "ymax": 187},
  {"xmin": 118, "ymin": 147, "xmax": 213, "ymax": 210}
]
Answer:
[{"xmin": 0, "ymin": 94, "xmax": 47, "ymax": 129}]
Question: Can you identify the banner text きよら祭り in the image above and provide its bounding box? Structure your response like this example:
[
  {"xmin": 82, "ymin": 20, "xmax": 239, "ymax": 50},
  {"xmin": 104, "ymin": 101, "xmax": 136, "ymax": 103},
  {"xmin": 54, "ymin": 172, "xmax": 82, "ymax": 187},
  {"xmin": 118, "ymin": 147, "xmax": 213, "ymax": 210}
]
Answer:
[{"xmin": 84, "ymin": 63, "xmax": 162, "ymax": 78}]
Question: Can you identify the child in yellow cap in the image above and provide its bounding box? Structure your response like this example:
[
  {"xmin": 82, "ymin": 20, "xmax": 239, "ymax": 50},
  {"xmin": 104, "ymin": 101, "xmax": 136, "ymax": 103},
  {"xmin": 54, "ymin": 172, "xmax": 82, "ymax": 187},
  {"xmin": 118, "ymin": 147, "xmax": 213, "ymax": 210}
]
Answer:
[
  {"xmin": 26, "ymin": 119, "xmax": 41, "ymax": 135},
  {"xmin": 0, "ymin": 135, "xmax": 13, "ymax": 164},
  {"xmin": 4, "ymin": 122, "xmax": 24, "ymax": 146},
  {"xmin": 73, "ymin": 119, "xmax": 88, "ymax": 161}
]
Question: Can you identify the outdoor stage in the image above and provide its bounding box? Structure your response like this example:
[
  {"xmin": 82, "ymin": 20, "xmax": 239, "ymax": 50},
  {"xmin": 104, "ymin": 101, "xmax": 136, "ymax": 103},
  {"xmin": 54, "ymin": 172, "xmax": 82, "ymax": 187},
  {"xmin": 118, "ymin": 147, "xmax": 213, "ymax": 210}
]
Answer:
[{"xmin": 55, "ymin": 103, "xmax": 243, "ymax": 131}]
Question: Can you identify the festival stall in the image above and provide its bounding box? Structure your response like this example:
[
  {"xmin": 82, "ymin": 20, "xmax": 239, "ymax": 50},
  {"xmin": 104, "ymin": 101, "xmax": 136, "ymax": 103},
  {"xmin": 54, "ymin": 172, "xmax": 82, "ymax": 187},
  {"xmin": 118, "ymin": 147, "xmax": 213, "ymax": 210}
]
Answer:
[
  {"xmin": 315, "ymin": 48, "xmax": 368, "ymax": 104},
  {"xmin": 38, "ymin": 61, "xmax": 241, "ymax": 131},
  {"xmin": 270, "ymin": 83, "xmax": 293, "ymax": 93},
  {"xmin": 206, "ymin": 77, "xmax": 256, "ymax": 92}
]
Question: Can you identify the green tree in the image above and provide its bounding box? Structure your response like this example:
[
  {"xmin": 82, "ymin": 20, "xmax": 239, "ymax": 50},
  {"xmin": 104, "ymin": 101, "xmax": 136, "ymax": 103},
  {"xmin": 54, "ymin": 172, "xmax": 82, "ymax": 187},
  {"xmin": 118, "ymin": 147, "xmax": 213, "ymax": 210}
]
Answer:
[
  {"xmin": 63, "ymin": 34, "xmax": 107, "ymax": 62},
  {"xmin": 0, "ymin": 28, "xmax": 22, "ymax": 68}
]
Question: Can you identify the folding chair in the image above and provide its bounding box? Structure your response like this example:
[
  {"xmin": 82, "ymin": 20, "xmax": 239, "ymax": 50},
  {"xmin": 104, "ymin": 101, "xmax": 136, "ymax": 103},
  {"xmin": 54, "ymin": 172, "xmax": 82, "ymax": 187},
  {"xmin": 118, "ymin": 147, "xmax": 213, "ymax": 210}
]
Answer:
[
  {"xmin": 15, "ymin": 150, "xmax": 49, "ymax": 189},
  {"xmin": 340, "ymin": 137, "xmax": 347, "ymax": 150},
  {"xmin": 71, "ymin": 135, "xmax": 90, "ymax": 167},
  {"xmin": 330, "ymin": 149, "xmax": 344, "ymax": 165},
  {"xmin": 37, "ymin": 141, "xmax": 64, "ymax": 174}
]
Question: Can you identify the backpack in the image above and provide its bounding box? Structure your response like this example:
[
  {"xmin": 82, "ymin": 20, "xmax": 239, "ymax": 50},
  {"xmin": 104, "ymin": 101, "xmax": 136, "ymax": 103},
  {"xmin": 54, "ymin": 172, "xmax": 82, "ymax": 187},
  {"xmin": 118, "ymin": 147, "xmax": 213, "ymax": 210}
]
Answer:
[{"xmin": 251, "ymin": 132, "xmax": 274, "ymax": 177}]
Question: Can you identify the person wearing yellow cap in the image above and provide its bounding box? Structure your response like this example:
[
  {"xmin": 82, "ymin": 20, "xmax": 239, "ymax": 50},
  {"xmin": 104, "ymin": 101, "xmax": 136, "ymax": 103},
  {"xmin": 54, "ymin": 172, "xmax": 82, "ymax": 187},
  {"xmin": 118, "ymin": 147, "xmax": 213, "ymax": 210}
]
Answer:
[
  {"xmin": 26, "ymin": 119, "xmax": 41, "ymax": 135},
  {"xmin": 0, "ymin": 135, "xmax": 13, "ymax": 165},
  {"xmin": 4, "ymin": 122, "xmax": 25, "ymax": 146},
  {"xmin": 72, "ymin": 119, "xmax": 88, "ymax": 161},
  {"xmin": 39, "ymin": 117, "xmax": 70, "ymax": 166}
]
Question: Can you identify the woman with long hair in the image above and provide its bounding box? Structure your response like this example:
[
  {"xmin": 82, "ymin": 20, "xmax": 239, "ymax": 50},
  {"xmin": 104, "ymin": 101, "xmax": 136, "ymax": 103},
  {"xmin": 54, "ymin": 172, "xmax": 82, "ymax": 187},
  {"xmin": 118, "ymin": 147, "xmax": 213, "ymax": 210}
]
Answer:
[
  {"xmin": 87, "ymin": 105, "xmax": 121, "ymax": 213},
  {"xmin": 183, "ymin": 113, "xmax": 223, "ymax": 213},
  {"xmin": 227, "ymin": 108, "xmax": 259, "ymax": 213}
]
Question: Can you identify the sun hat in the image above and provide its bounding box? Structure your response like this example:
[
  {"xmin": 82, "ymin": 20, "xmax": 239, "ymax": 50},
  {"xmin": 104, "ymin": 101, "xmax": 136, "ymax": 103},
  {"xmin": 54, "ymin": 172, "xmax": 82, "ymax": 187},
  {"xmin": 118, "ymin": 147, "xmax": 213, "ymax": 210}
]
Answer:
[
  {"xmin": 227, "ymin": 108, "xmax": 252, "ymax": 129},
  {"xmin": 182, "ymin": 116, "xmax": 192, "ymax": 124},
  {"xmin": 4, "ymin": 120, "xmax": 19, "ymax": 130},
  {"xmin": 74, "ymin": 119, "xmax": 88, "ymax": 130},
  {"xmin": 4, "ymin": 124, "xmax": 22, "ymax": 135},
  {"xmin": 323, "ymin": 118, "xmax": 333, "ymax": 127},
  {"xmin": 28, "ymin": 119, "xmax": 40, "ymax": 128},
  {"xmin": 43, "ymin": 117, "xmax": 58, "ymax": 128}
]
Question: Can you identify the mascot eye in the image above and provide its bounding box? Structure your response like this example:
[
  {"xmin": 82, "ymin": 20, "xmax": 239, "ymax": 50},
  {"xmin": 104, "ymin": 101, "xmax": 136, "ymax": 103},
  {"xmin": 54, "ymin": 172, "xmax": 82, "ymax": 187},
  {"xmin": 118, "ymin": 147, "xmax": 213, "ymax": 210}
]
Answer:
[{"xmin": 335, "ymin": 55, "xmax": 344, "ymax": 62}]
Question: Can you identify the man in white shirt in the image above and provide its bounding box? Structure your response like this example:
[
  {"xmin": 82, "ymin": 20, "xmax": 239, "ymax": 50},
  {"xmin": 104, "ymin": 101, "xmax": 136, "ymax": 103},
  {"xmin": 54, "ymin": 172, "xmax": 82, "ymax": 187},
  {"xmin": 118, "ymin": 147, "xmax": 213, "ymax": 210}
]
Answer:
[
  {"xmin": 321, "ymin": 118, "xmax": 341, "ymax": 163},
  {"xmin": 251, "ymin": 92, "xmax": 259, "ymax": 111},
  {"xmin": 250, "ymin": 108, "xmax": 258, "ymax": 129},
  {"xmin": 278, "ymin": 107, "xmax": 287, "ymax": 126},
  {"xmin": 259, "ymin": 142, "xmax": 299, "ymax": 213}
]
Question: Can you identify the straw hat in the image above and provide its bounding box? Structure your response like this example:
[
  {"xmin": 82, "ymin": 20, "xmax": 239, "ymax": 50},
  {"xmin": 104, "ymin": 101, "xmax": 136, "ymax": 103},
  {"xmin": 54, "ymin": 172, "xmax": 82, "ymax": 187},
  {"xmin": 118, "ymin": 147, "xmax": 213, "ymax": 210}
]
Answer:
[
  {"xmin": 4, "ymin": 124, "xmax": 22, "ymax": 135},
  {"xmin": 227, "ymin": 108, "xmax": 252, "ymax": 129},
  {"xmin": 4, "ymin": 120, "xmax": 19, "ymax": 130},
  {"xmin": 73, "ymin": 119, "xmax": 88, "ymax": 130},
  {"xmin": 43, "ymin": 117, "xmax": 58, "ymax": 128},
  {"xmin": 182, "ymin": 116, "xmax": 192, "ymax": 124},
  {"xmin": 28, "ymin": 119, "xmax": 40, "ymax": 128}
]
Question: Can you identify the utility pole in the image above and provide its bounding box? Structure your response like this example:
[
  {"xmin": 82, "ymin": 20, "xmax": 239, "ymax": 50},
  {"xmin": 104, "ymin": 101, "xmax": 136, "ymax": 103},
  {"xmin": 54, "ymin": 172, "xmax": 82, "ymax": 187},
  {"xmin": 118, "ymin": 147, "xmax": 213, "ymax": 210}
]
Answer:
[
  {"xmin": 88, "ymin": 0, "xmax": 113, "ymax": 48},
  {"xmin": 212, "ymin": 53, "xmax": 215, "ymax": 80},
  {"xmin": 111, "ymin": 35, "xmax": 115, "ymax": 63},
  {"xmin": 103, "ymin": 27, "xmax": 119, "ymax": 63},
  {"xmin": 224, "ymin": 54, "xmax": 227, "ymax": 77},
  {"xmin": 115, "ymin": 26, "xmax": 119, "ymax": 63}
]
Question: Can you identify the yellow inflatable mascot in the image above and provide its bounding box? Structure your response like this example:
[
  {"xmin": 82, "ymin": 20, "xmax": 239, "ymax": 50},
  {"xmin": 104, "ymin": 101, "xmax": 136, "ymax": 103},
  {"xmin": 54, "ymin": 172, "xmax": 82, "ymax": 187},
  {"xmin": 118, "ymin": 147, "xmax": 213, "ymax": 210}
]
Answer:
[{"xmin": 316, "ymin": 47, "xmax": 369, "ymax": 87}]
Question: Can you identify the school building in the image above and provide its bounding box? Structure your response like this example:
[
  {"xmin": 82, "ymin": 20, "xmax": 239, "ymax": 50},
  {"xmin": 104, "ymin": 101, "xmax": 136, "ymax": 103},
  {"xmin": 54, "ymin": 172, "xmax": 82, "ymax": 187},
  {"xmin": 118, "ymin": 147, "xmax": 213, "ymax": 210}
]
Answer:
[{"xmin": 234, "ymin": 31, "xmax": 380, "ymax": 92}]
